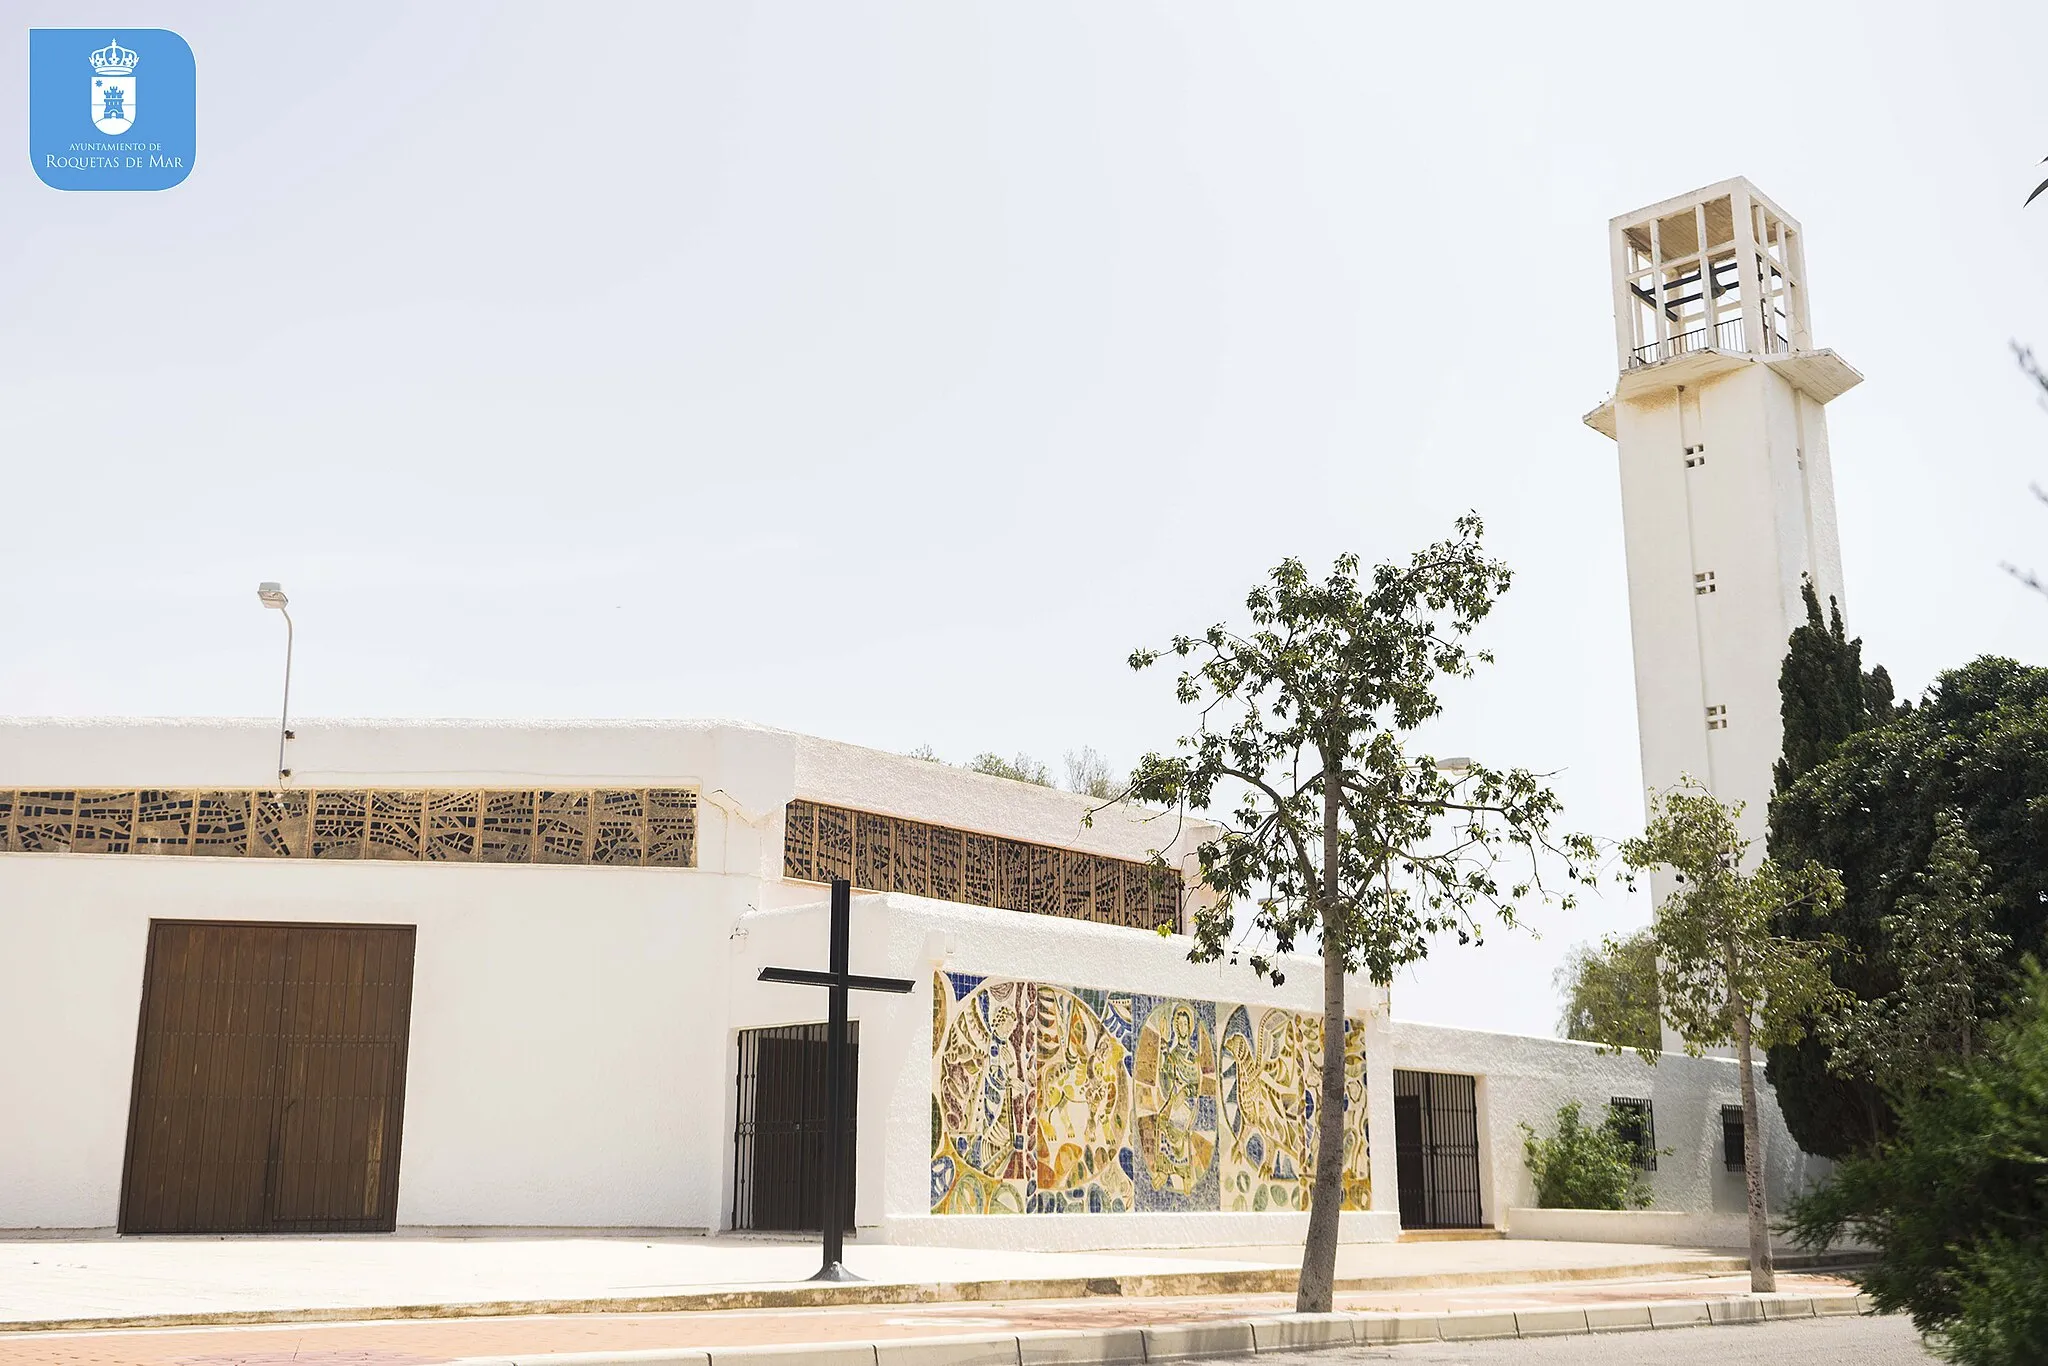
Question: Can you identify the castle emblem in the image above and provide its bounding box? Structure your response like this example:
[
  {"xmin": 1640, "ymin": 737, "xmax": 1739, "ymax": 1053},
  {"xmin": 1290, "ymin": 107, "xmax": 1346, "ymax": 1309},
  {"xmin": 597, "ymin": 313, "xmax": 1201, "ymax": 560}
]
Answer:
[{"xmin": 89, "ymin": 38, "xmax": 138, "ymax": 135}]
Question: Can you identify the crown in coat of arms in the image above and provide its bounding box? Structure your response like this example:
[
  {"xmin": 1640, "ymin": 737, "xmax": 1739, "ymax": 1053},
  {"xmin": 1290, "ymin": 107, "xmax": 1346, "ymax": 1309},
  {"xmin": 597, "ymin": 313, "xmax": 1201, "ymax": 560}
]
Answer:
[{"xmin": 90, "ymin": 39, "xmax": 138, "ymax": 75}]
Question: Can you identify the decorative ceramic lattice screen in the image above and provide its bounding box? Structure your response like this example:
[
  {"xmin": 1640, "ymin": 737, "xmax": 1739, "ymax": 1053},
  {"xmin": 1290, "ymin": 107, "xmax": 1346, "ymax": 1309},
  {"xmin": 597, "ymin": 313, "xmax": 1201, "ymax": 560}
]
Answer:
[
  {"xmin": 0, "ymin": 788, "xmax": 697, "ymax": 867},
  {"xmin": 781, "ymin": 799, "xmax": 1179, "ymax": 931}
]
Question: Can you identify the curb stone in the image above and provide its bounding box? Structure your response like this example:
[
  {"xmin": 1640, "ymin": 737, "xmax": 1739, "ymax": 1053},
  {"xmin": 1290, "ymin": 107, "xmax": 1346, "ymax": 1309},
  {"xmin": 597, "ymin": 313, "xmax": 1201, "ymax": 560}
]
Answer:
[
  {"xmin": 450, "ymin": 1292, "xmax": 1877, "ymax": 1366},
  {"xmin": 0, "ymin": 1258, "xmax": 1769, "ymax": 1335}
]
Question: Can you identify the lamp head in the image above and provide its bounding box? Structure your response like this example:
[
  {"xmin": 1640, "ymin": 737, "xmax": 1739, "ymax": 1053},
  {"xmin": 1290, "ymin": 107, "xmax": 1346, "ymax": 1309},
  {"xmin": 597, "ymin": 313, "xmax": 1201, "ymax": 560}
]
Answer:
[
  {"xmin": 257, "ymin": 581, "xmax": 289, "ymax": 609},
  {"xmin": 1435, "ymin": 756, "xmax": 1473, "ymax": 775}
]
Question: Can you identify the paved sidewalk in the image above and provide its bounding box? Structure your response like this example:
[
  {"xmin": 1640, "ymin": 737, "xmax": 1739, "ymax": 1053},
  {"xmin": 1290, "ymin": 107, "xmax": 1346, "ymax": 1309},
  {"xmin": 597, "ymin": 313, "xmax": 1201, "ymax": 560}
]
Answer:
[
  {"xmin": 0, "ymin": 1235, "xmax": 1762, "ymax": 1329},
  {"xmin": 0, "ymin": 1272, "xmax": 1868, "ymax": 1366}
]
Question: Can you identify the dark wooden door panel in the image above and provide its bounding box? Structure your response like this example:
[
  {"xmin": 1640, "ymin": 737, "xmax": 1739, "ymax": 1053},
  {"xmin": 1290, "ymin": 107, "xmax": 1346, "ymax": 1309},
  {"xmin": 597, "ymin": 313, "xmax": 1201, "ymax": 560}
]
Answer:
[
  {"xmin": 272, "ymin": 926, "xmax": 413, "ymax": 1230},
  {"xmin": 121, "ymin": 921, "xmax": 415, "ymax": 1235},
  {"xmin": 122, "ymin": 923, "xmax": 288, "ymax": 1234}
]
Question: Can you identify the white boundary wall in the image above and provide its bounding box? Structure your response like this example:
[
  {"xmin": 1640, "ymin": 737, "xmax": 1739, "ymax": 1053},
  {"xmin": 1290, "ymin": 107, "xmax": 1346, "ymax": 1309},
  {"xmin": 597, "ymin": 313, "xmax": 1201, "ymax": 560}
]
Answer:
[{"xmin": 1386, "ymin": 1021, "xmax": 1831, "ymax": 1243}]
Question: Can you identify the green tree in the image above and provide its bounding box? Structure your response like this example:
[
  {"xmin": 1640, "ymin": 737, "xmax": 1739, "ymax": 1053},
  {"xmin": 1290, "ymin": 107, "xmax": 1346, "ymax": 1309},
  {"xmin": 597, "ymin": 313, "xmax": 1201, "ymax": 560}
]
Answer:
[
  {"xmin": 1786, "ymin": 962, "xmax": 2048, "ymax": 1366},
  {"xmin": 964, "ymin": 752, "xmax": 1053, "ymax": 786},
  {"xmin": 1771, "ymin": 579, "xmax": 1894, "ymax": 794},
  {"xmin": 1125, "ymin": 515, "xmax": 1595, "ymax": 1313},
  {"xmin": 1769, "ymin": 656, "xmax": 2048, "ymax": 1157},
  {"xmin": 1620, "ymin": 783, "xmax": 1845, "ymax": 1293},
  {"xmin": 1821, "ymin": 811, "xmax": 2012, "ymax": 1094},
  {"xmin": 1761, "ymin": 580, "xmax": 1901, "ymax": 1157},
  {"xmin": 1519, "ymin": 1100, "xmax": 1655, "ymax": 1211},
  {"xmin": 1555, "ymin": 929, "xmax": 1662, "ymax": 1054}
]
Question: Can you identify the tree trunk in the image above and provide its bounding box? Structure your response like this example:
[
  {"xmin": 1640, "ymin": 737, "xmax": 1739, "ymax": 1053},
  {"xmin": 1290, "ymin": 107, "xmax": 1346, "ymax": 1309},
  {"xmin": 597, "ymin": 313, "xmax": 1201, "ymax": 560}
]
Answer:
[
  {"xmin": 1732, "ymin": 1005, "xmax": 1776, "ymax": 1294},
  {"xmin": 1296, "ymin": 754, "xmax": 1347, "ymax": 1314}
]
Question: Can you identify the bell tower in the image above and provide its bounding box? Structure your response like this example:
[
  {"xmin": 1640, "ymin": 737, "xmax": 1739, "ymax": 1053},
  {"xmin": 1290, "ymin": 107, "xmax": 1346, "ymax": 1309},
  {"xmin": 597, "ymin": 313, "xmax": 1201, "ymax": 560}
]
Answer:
[{"xmin": 1586, "ymin": 178, "xmax": 1862, "ymax": 852}]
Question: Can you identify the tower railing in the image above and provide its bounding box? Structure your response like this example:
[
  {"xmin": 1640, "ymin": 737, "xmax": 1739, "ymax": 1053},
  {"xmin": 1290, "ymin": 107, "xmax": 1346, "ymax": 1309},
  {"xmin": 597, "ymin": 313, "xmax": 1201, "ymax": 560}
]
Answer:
[{"xmin": 1628, "ymin": 317, "xmax": 1758, "ymax": 368}]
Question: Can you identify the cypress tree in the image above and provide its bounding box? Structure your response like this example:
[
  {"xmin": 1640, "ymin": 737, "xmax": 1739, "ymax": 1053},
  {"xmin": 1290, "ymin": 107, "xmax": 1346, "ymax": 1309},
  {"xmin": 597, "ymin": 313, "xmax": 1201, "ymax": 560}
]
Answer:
[
  {"xmin": 1766, "ymin": 580, "xmax": 1899, "ymax": 1158},
  {"xmin": 1771, "ymin": 580, "xmax": 1875, "ymax": 798}
]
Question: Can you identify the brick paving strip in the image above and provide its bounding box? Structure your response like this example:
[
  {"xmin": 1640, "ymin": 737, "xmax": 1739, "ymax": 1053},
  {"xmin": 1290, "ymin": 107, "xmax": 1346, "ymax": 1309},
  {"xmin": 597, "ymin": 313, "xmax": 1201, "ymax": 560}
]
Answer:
[{"xmin": 0, "ymin": 1274, "xmax": 1873, "ymax": 1366}]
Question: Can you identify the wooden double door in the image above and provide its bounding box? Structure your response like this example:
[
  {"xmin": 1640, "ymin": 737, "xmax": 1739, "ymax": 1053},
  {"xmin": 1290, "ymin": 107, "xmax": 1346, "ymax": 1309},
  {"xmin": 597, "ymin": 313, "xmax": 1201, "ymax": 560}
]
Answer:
[{"xmin": 121, "ymin": 921, "xmax": 417, "ymax": 1234}]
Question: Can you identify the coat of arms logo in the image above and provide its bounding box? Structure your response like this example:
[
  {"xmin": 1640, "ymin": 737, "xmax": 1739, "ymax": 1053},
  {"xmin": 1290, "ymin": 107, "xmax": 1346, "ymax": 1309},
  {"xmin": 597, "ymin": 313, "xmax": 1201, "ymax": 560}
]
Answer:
[{"xmin": 89, "ymin": 38, "xmax": 138, "ymax": 135}]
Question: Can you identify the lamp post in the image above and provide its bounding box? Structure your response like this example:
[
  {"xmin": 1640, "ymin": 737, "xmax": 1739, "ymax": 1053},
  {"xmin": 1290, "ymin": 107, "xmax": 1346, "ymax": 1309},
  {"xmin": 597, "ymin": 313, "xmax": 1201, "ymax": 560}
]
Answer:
[{"xmin": 257, "ymin": 582, "xmax": 294, "ymax": 782}]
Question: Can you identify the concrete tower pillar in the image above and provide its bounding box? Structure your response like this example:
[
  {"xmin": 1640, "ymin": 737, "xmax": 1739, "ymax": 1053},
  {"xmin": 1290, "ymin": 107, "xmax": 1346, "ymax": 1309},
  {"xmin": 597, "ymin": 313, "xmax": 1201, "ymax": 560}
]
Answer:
[{"xmin": 1584, "ymin": 179, "xmax": 1863, "ymax": 1051}]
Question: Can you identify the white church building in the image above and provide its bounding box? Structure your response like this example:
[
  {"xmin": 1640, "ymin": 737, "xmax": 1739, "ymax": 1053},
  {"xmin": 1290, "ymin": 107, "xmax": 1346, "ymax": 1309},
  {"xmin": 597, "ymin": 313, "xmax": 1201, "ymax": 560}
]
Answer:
[{"xmin": 0, "ymin": 178, "xmax": 1847, "ymax": 1251}]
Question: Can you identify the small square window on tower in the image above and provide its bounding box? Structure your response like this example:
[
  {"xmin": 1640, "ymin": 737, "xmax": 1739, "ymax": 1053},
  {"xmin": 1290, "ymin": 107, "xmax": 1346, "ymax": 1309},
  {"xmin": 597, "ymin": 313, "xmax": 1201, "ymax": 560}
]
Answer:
[
  {"xmin": 1684, "ymin": 445, "xmax": 1707, "ymax": 469},
  {"xmin": 1705, "ymin": 704, "xmax": 1728, "ymax": 730},
  {"xmin": 1694, "ymin": 571, "xmax": 1717, "ymax": 595}
]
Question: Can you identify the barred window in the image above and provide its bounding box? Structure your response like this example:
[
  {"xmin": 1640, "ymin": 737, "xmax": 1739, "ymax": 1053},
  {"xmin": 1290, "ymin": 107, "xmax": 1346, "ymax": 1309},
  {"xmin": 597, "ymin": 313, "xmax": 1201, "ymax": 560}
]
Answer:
[
  {"xmin": 1609, "ymin": 1097, "xmax": 1656, "ymax": 1171},
  {"xmin": 1722, "ymin": 1105, "xmax": 1746, "ymax": 1171}
]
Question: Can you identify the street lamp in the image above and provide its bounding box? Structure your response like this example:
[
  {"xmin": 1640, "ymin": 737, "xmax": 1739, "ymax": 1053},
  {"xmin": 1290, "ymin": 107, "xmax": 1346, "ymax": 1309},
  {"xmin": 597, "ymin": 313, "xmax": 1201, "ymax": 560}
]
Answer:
[{"xmin": 257, "ymin": 582, "xmax": 294, "ymax": 782}]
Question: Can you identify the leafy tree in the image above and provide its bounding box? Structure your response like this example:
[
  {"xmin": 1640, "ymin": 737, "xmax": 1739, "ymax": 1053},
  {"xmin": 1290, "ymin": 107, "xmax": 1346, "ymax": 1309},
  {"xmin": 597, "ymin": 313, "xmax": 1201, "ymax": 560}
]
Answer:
[
  {"xmin": 1821, "ymin": 811, "xmax": 2012, "ymax": 1094},
  {"xmin": 1786, "ymin": 961, "xmax": 2048, "ymax": 1366},
  {"xmin": 964, "ymin": 752, "xmax": 1053, "ymax": 786},
  {"xmin": 1124, "ymin": 515, "xmax": 1595, "ymax": 1313},
  {"xmin": 1519, "ymin": 1100, "xmax": 1655, "ymax": 1211},
  {"xmin": 1770, "ymin": 656, "xmax": 2048, "ymax": 1157},
  {"xmin": 1554, "ymin": 929, "xmax": 1662, "ymax": 1054},
  {"xmin": 1619, "ymin": 783, "xmax": 1845, "ymax": 1293}
]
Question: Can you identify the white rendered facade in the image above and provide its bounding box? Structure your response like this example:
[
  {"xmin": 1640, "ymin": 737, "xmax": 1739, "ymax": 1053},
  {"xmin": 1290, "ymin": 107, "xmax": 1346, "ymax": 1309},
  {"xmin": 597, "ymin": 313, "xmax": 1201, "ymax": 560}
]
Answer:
[
  {"xmin": 0, "ymin": 716, "xmax": 1817, "ymax": 1247},
  {"xmin": 1585, "ymin": 178, "xmax": 1861, "ymax": 852}
]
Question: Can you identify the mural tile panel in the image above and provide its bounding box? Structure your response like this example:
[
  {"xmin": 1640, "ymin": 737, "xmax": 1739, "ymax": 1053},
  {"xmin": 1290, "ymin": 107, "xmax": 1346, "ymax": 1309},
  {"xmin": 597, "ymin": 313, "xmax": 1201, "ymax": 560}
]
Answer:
[{"xmin": 933, "ymin": 974, "xmax": 1370, "ymax": 1219}]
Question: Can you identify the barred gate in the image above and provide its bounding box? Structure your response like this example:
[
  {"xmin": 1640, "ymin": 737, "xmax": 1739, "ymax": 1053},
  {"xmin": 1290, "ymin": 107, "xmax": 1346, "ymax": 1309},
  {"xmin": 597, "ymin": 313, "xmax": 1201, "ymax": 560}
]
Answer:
[
  {"xmin": 1392, "ymin": 1069, "xmax": 1484, "ymax": 1229},
  {"xmin": 731, "ymin": 1022, "xmax": 858, "ymax": 1232}
]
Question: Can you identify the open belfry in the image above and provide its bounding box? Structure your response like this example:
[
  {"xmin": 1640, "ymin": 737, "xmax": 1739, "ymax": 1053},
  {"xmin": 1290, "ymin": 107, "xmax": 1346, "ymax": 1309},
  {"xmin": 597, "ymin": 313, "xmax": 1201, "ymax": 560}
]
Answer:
[{"xmin": 1585, "ymin": 178, "xmax": 1862, "ymax": 851}]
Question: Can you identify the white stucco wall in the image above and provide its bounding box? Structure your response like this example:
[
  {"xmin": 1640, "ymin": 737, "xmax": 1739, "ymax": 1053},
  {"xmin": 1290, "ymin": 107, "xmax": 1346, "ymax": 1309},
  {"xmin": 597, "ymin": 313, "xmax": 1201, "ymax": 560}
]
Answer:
[
  {"xmin": 730, "ymin": 890, "xmax": 1399, "ymax": 1250},
  {"xmin": 1386, "ymin": 1021, "xmax": 1828, "ymax": 1234},
  {"xmin": 0, "ymin": 853, "xmax": 745, "ymax": 1231}
]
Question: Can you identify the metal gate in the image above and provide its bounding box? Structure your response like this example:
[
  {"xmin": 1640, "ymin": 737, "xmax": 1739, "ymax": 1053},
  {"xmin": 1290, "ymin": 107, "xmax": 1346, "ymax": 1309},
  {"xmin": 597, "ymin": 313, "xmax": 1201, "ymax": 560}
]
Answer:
[
  {"xmin": 1392, "ymin": 1068, "xmax": 1483, "ymax": 1229},
  {"xmin": 731, "ymin": 1022, "xmax": 858, "ymax": 1232}
]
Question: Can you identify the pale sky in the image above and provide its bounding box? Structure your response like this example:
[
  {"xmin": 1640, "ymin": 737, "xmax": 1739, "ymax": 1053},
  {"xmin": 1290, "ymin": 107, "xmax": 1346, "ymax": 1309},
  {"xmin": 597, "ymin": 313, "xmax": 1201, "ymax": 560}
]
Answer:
[{"xmin": 4, "ymin": 2, "xmax": 2046, "ymax": 1037}]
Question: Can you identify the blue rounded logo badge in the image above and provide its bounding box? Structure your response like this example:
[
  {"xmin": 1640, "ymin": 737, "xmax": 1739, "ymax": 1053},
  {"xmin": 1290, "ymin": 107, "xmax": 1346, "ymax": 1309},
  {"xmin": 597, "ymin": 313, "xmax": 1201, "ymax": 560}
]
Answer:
[{"xmin": 30, "ymin": 28, "xmax": 196, "ymax": 191}]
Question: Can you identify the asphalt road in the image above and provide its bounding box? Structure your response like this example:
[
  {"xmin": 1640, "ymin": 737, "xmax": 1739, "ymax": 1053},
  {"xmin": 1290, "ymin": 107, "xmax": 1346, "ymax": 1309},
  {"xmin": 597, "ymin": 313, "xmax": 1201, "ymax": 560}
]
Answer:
[{"xmin": 1267, "ymin": 1315, "xmax": 1934, "ymax": 1363}]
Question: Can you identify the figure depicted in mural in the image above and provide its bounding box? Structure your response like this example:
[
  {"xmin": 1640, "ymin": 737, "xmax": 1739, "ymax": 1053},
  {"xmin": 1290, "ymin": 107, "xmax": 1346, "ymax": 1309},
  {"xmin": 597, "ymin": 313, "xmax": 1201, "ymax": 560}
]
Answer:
[
  {"xmin": 1031, "ymin": 986, "xmax": 1133, "ymax": 1212},
  {"xmin": 930, "ymin": 973, "xmax": 1033, "ymax": 1214},
  {"xmin": 1131, "ymin": 997, "xmax": 1218, "ymax": 1205},
  {"xmin": 1219, "ymin": 1005, "xmax": 1313, "ymax": 1210}
]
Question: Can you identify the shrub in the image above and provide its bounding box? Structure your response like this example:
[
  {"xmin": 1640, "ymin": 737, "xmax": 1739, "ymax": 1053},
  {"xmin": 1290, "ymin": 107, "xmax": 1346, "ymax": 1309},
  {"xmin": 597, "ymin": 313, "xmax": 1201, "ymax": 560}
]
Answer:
[
  {"xmin": 1784, "ymin": 961, "xmax": 2048, "ymax": 1366},
  {"xmin": 1519, "ymin": 1100, "xmax": 1654, "ymax": 1210}
]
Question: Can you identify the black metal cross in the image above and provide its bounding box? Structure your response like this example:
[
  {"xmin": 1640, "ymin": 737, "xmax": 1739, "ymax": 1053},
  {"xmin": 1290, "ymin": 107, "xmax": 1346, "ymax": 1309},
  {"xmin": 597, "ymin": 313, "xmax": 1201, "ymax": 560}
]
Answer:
[{"xmin": 756, "ymin": 877, "xmax": 915, "ymax": 1282}]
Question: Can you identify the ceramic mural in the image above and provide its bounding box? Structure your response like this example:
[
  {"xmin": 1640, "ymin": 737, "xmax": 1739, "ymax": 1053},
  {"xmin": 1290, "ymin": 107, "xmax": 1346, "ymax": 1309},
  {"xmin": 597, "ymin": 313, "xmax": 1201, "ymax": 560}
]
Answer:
[{"xmin": 930, "ymin": 972, "xmax": 1369, "ymax": 1216}]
